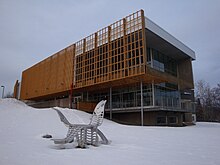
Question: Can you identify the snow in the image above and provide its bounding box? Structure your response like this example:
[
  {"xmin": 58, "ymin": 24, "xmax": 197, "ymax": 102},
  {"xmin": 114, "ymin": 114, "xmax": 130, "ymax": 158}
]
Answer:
[{"xmin": 0, "ymin": 98, "xmax": 220, "ymax": 165}]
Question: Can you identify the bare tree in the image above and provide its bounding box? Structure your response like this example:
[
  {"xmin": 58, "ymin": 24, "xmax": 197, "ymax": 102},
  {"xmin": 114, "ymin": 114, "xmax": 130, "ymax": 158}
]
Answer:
[
  {"xmin": 195, "ymin": 80, "xmax": 211, "ymax": 106},
  {"xmin": 195, "ymin": 80, "xmax": 220, "ymax": 122},
  {"xmin": 211, "ymin": 84, "xmax": 220, "ymax": 121},
  {"xmin": 211, "ymin": 84, "xmax": 220, "ymax": 108},
  {"xmin": 196, "ymin": 97, "xmax": 204, "ymax": 121}
]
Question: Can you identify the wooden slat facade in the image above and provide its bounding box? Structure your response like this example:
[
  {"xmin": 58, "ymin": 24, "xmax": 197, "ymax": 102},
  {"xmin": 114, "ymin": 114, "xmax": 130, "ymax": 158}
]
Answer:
[
  {"xmin": 74, "ymin": 10, "xmax": 146, "ymax": 89},
  {"xmin": 20, "ymin": 10, "xmax": 194, "ymax": 101},
  {"xmin": 20, "ymin": 44, "xmax": 74, "ymax": 100}
]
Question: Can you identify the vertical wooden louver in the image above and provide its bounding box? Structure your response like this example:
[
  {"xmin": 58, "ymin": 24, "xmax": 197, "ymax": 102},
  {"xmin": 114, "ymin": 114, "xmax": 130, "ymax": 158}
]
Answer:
[
  {"xmin": 20, "ymin": 10, "xmax": 147, "ymax": 100},
  {"xmin": 74, "ymin": 10, "xmax": 146, "ymax": 89}
]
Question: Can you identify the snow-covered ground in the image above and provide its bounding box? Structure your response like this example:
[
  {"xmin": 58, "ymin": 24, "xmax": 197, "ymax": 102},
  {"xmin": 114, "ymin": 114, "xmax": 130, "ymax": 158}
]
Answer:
[{"xmin": 0, "ymin": 98, "xmax": 220, "ymax": 165}]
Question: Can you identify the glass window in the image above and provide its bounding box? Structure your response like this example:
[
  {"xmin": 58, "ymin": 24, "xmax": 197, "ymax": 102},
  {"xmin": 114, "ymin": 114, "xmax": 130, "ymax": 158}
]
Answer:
[
  {"xmin": 149, "ymin": 48, "xmax": 177, "ymax": 76},
  {"xmin": 87, "ymin": 84, "xmax": 153, "ymax": 110},
  {"xmin": 154, "ymin": 83, "xmax": 180, "ymax": 108}
]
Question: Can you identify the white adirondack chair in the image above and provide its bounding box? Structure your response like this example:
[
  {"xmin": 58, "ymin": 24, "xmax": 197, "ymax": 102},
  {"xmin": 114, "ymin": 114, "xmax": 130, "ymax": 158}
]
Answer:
[{"xmin": 51, "ymin": 100, "xmax": 108, "ymax": 148}]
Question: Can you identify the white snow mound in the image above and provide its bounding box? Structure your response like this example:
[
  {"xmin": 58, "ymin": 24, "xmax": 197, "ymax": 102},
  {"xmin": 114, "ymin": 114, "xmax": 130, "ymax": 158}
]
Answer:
[{"xmin": 0, "ymin": 98, "xmax": 220, "ymax": 165}]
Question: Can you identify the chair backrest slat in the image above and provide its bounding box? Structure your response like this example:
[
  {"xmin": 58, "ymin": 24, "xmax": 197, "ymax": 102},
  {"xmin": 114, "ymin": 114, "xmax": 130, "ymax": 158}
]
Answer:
[{"xmin": 89, "ymin": 100, "xmax": 107, "ymax": 126}]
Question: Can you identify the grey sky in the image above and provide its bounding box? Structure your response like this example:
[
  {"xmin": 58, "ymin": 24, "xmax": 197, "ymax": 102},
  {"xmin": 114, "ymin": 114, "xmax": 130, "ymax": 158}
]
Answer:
[{"xmin": 0, "ymin": 0, "xmax": 220, "ymax": 95}]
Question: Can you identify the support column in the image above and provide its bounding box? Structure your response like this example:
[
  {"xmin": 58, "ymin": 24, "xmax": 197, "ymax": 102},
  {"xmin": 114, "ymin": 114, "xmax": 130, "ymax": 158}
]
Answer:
[
  {"xmin": 110, "ymin": 87, "xmax": 112, "ymax": 120},
  {"xmin": 86, "ymin": 91, "xmax": 89, "ymax": 102},
  {"xmin": 140, "ymin": 81, "xmax": 144, "ymax": 126},
  {"xmin": 152, "ymin": 81, "xmax": 155, "ymax": 106},
  {"xmin": 150, "ymin": 48, "xmax": 153, "ymax": 68},
  {"xmin": 69, "ymin": 83, "xmax": 73, "ymax": 109}
]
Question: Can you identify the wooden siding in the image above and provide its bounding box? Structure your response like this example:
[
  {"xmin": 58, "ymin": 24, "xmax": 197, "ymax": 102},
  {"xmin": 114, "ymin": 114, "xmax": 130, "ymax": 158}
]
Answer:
[
  {"xmin": 20, "ymin": 45, "xmax": 74, "ymax": 100},
  {"xmin": 20, "ymin": 10, "xmax": 147, "ymax": 100},
  {"xmin": 74, "ymin": 10, "xmax": 146, "ymax": 89},
  {"xmin": 19, "ymin": 9, "xmax": 194, "ymax": 101},
  {"xmin": 77, "ymin": 102, "xmax": 97, "ymax": 112}
]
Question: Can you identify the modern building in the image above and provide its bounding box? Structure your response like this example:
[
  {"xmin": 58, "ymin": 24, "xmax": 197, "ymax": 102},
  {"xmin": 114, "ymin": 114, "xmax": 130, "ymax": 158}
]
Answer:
[{"xmin": 16, "ymin": 10, "xmax": 196, "ymax": 126}]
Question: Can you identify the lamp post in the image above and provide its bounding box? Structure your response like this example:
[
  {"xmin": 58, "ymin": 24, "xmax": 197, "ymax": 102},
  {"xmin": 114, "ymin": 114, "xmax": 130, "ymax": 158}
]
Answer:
[{"xmin": 1, "ymin": 86, "xmax": 5, "ymax": 99}]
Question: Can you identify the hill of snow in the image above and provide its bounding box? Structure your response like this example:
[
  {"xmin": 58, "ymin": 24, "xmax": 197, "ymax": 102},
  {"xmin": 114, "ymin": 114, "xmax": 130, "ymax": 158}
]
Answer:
[{"xmin": 0, "ymin": 98, "xmax": 220, "ymax": 165}]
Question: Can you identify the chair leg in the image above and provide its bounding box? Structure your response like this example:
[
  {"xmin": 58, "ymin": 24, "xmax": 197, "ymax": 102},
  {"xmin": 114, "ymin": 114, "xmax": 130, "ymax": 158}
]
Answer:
[
  {"xmin": 97, "ymin": 129, "xmax": 109, "ymax": 144},
  {"xmin": 90, "ymin": 128, "xmax": 98, "ymax": 146},
  {"xmin": 76, "ymin": 128, "xmax": 86, "ymax": 148}
]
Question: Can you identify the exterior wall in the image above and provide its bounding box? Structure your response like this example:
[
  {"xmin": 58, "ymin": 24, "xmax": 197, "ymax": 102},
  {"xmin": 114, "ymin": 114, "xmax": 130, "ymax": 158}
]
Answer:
[
  {"xmin": 20, "ymin": 9, "xmax": 194, "ymax": 101},
  {"xmin": 178, "ymin": 58, "xmax": 194, "ymax": 90},
  {"xmin": 107, "ymin": 111, "xmax": 184, "ymax": 126},
  {"xmin": 20, "ymin": 10, "xmax": 147, "ymax": 100},
  {"xmin": 20, "ymin": 45, "xmax": 74, "ymax": 100},
  {"xmin": 76, "ymin": 102, "xmax": 97, "ymax": 113},
  {"xmin": 184, "ymin": 112, "xmax": 193, "ymax": 123},
  {"xmin": 13, "ymin": 80, "xmax": 20, "ymax": 99},
  {"xmin": 27, "ymin": 98, "xmax": 70, "ymax": 108},
  {"xmin": 74, "ymin": 10, "xmax": 146, "ymax": 89}
]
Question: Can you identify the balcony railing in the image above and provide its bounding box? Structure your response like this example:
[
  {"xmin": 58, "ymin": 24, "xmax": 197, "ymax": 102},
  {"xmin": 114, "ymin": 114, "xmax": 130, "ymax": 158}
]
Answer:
[{"xmin": 105, "ymin": 97, "xmax": 194, "ymax": 112}]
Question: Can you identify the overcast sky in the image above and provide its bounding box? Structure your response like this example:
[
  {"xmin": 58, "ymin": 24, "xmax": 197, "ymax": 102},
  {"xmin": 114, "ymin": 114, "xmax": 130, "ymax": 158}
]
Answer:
[{"xmin": 0, "ymin": 0, "xmax": 220, "ymax": 95}]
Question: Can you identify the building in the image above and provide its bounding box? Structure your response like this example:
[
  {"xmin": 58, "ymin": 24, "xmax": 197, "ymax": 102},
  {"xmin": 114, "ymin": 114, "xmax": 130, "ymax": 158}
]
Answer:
[{"xmin": 17, "ymin": 10, "xmax": 196, "ymax": 126}]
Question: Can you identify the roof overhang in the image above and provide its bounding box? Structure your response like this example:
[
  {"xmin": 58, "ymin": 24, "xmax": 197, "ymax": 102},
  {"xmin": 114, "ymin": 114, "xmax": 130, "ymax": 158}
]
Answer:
[{"xmin": 145, "ymin": 17, "xmax": 196, "ymax": 60}]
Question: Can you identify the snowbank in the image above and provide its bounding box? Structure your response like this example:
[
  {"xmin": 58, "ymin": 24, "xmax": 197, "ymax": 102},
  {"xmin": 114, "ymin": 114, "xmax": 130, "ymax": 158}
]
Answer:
[{"xmin": 0, "ymin": 98, "xmax": 220, "ymax": 165}]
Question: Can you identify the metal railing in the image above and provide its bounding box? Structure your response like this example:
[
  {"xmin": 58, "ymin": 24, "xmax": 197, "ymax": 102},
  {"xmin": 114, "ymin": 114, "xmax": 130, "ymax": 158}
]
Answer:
[{"xmin": 105, "ymin": 97, "xmax": 194, "ymax": 112}]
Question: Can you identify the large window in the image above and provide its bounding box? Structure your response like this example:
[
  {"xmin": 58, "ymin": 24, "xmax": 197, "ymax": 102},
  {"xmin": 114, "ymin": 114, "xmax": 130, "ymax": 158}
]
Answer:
[
  {"xmin": 86, "ymin": 84, "xmax": 153, "ymax": 109},
  {"xmin": 147, "ymin": 48, "xmax": 177, "ymax": 76},
  {"xmin": 86, "ymin": 83, "xmax": 180, "ymax": 110},
  {"xmin": 155, "ymin": 83, "xmax": 180, "ymax": 108}
]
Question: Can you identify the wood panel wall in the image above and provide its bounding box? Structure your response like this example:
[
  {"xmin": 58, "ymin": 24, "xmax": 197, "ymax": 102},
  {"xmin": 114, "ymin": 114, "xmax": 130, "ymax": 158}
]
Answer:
[
  {"xmin": 20, "ymin": 45, "xmax": 74, "ymax": 100},
  {"xmin": 178, "ymin": 58, "xmax": 194, "ymax": 90},
  {"xmin": 74, "ymin": 10, "xmax": 146, "ymax": 89},
  {"xmin": 20, "ymin": 10, "xmax": 147, "ymax": 100},
  {"xmin": 20, "ymin": 9, "xmax": 194, "ymax": 101}
]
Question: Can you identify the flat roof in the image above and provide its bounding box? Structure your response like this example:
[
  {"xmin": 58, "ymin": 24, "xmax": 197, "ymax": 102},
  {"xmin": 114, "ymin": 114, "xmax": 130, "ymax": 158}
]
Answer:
[{"xmin": 145, "ymin": 17, "xmax": 196, "ymax": 60}]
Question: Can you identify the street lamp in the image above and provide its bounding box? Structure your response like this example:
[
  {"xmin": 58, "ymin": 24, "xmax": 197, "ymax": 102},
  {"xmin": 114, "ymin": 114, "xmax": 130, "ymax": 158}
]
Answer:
[{"xmin": 1, "ymin": 85, "xmax": 5, "ymax": 99}]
